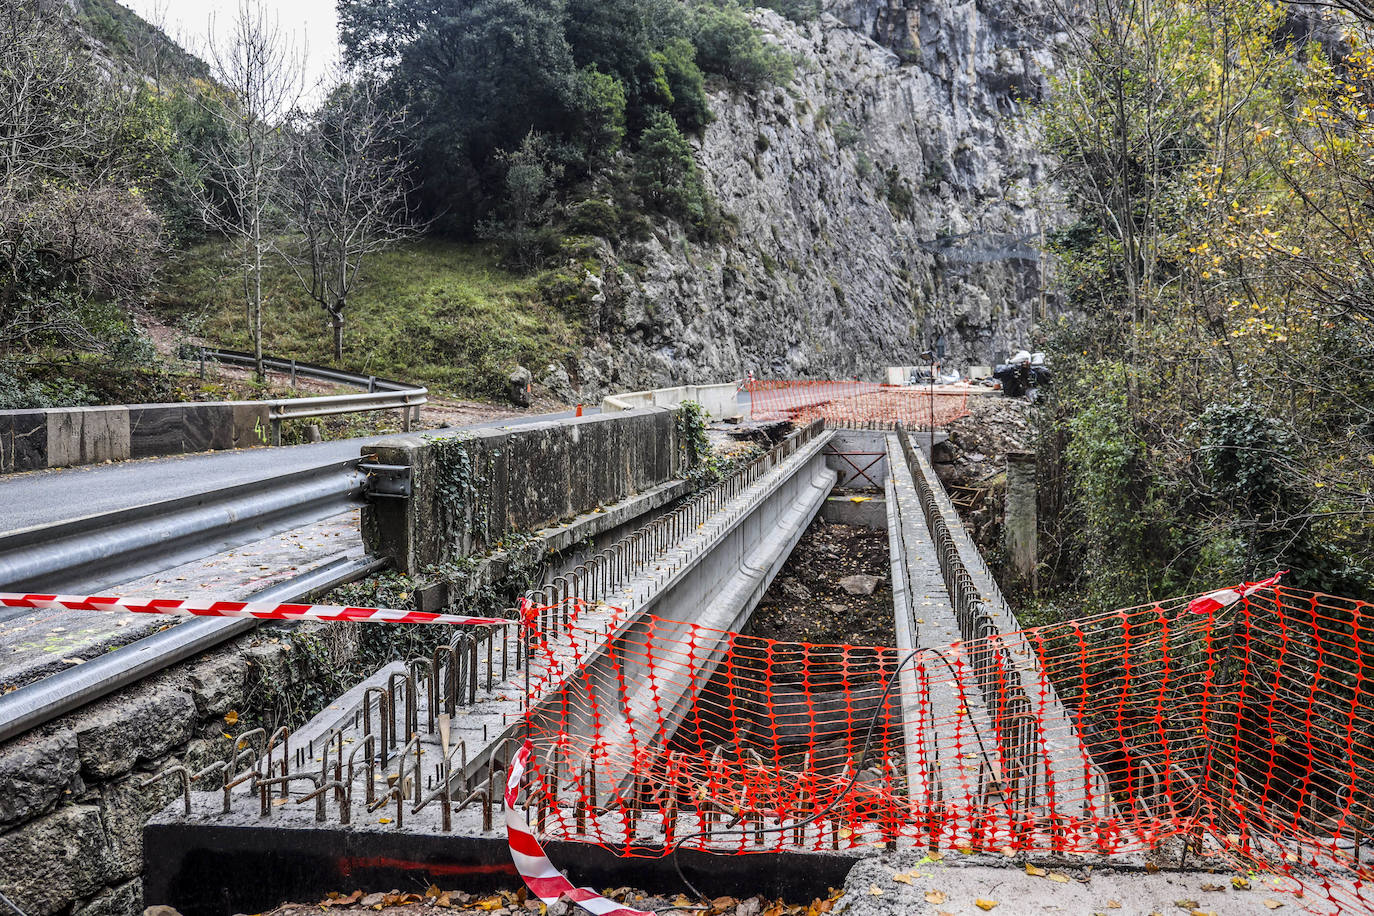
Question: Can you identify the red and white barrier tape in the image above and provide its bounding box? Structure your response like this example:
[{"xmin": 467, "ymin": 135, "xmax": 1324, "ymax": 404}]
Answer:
[
  {"xmin": 1185, "ymin": 571, "xmax": 1286, "ymax": 616},
  {"xmin": 0, "ymin": 593, "xmax": 506, "ymax": 627},
  {"xmin": 506, "ymin": 741, "xmax": 654, "ymax": 916}
]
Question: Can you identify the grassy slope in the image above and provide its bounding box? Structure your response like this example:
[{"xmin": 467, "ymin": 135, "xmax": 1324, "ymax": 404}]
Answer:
[{"xmin": 152, "ymin": 238, "xmax": 580, "ymax": 398}]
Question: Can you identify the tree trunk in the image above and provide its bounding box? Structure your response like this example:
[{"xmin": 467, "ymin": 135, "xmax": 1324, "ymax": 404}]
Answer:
[{"xmin": 332, "ymin": 308, "xmax": 344, "ymax": 362}]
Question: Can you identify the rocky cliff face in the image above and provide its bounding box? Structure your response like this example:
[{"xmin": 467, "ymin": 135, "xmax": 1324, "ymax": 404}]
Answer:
[{"xmin": 576, "ymin": 0, "xmax": 1063, "ymax": 395}]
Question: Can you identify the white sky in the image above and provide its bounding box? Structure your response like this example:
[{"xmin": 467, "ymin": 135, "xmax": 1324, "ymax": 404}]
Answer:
[{"xmin": 120, "ymin": 0, "xmax": 342, "ymax": 101}]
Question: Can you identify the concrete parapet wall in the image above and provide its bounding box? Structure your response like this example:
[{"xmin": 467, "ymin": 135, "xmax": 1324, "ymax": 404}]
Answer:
[
  {"xmin": 0, "ymin": 403, "xmax": 269, "ymax": 474},
  {"xmin": 362, "ymin": 408, "xmax": 683, "ymax": 575},
  {"xmin": 601, "ymin": 382, "xmax": 740, "ymax": 420}
]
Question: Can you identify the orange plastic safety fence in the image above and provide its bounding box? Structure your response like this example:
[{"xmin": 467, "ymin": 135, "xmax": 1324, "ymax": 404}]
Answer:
[
  {"xmin": 746, "ymin": 379, "xmax": 970, "ymax": 429},
  {"xmin": 519, "ymin": 587, "xmax": 1374, "ymax": 914}
]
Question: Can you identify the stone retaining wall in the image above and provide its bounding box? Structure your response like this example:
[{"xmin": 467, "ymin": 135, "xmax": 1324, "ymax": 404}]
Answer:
[{"xmin": 0, "ymin": 627, "xmax": 309, "ymax": 916}]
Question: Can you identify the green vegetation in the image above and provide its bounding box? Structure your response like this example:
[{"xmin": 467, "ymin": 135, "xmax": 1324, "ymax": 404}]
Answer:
[
  {"xmin": 1032, "ymin": 0, "xmax": 1374, "ymax": 611},
  {"xmin": 154, "ymin": 239, "xmax": 580, "ymax": 398},
  {"xmin": 339, "ymin": 0, "xmax": 793, "ymax": 244}
]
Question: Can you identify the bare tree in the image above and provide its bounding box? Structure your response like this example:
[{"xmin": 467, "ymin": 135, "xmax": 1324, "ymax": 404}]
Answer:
[
  {"xmin": 190, "ymin": 1, "xmax": 304, "ymax": 381},
  {"xmin": 282, "ymin": 76, "xmax": 418, "ymax": 361},
  {"xmin": 0, "ymin": 0, "xmax": 161, "ymax": 354}
]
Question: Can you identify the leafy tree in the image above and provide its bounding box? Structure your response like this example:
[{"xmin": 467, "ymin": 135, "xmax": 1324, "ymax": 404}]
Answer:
[
  {"xmin": 692, "ymin": 3, "xmax": 794, "ymax": 90},
  {"xmin": 478, "ymin": 132, "xmax": 565, "ymax": 266},
  {"xmin": 339, "ymin": 0, "xmax": 578, "ymax": 229},
  {"xmin": 572, "ymin": 66, "xmax": 627, "ymax": 164},
  {"xmin": 1033, "ymin": 0, "xmax": 1374, "ymax": 607},
  {"xmin": 654, "ymin": 37, "xmax": 711, "ymax": 134},
  {"xmin": 634, "ymin": 110, "xmax": 707, "ymax": 223}
]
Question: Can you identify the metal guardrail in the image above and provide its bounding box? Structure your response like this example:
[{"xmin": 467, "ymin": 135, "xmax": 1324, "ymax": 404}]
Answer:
[
  {"xmin": 0, "ymin": 459, "xmax": 367, "ymax": 594},
  {"xmin": 0, "ymin": 554, "xmax": 388, "ymax": 744},
  {"xmin": 184, "ymin": 346, "xmax": 428, "ymax": 445}
]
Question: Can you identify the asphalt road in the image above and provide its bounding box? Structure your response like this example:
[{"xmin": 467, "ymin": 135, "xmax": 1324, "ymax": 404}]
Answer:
[{"xmin": 0, "ymin": 406, "xmax": 595, "ymax": 535}]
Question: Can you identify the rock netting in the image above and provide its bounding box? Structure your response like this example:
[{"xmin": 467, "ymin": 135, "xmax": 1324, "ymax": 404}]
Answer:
[
  {"xmin": 573, "ymin": 1, "xmax": 1065, "ymax": 397},
  {"xmin": 0, "ymin": 629, "xmax": 310, "ymax": 916}
]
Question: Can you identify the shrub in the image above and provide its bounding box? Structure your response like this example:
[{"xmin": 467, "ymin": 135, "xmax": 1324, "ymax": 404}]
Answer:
[
  {"xmin": 692, "ymin": 3, "xmax": 795, "ymax": 90},
  {"xmin": 834, "ymin": 121, "xmax": 862, "ymax": 149},
  {"xmin": 634, "ymin": 110, "xmax": 708, "ymax": 224}
]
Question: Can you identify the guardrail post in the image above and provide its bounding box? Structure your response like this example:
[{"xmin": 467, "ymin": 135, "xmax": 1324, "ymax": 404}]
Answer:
[
  {"xmin": 368, "ymin": 376, "xmax": 377, "ymax": 393},
  {"xmin": 271, "ymin": 417, "xmax": 282, "ymax": 446},
  {"xmin": 199, "ymin": 347, "xmax": 206, "ymax": 380},
  {"xmin": 402, "ymin": 405, "xmax": 412, "ymax": 433},
  {"xmin": 290, "ymin": 360, "xmax": 298, "ymax": 388}
]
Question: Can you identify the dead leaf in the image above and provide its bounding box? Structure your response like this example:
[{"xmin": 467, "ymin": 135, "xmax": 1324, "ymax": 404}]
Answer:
[
  {"xmin": 998, "ymin": 845, "xmax": 1016, "ymax": 857},
  {"xmin": 924, "ymin": 890, "xmax": 947, "ymax": 905},
  {"xmin": 1231, "ymin": 877, "xmax": 1251, "ymax": 891},
  {"xmin": 1175, "ymin": 901, "xmax": 1199, "ymax": 910},
  {"xmin": 1263, "ymin": 902, "xmax": 1284, "ymax": 910},
  {"xmin": 224, "ymin": 709, "xmax": 240, "ymax": 726},
  {"xmin": 1025, "ymin": 864, "xmax": 1047, "ymax": 877},
  {"xmin": 425, "ymin": 885, "xmax": 441, "ymax": 899},
  {"xmin": 1106, "ymin": 903, "xmax": 1121, "ymax": 910},
  {"xmin": 927, "ymin": 850, "xmax": 945, "ymax": 861},
  {"xmin": 892, "ymin": 873, "xmax": 913, "ymax": 885},
  {"xmin": 474, "ymin": 896, "xmax": 504, "ymax": 911},
  {"xmin": 1048, "ymin": 873, "xmax": 1070, "ymax": 884},
  {"xmin": 975, "ymin": 900, "xmax": 997, "ymax": 911},
  {"xmin": 1200, "ymin": 883, "xmax": 1225, "ymax": 892},
  {"xmin": 867, "ymin": 885, "xmax": 883, "ymax": 897},
  {"xmin": 1145, "ymin": 862, "xmax": 1161, "ymax": 874}
]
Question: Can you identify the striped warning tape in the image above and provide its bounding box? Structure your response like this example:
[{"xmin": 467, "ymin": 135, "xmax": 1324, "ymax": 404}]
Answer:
[
  {"xmin": 10, "ymin": 593, "xmax": 645, "ymax": 912},
  {"xmin": 0, "ymin": 593, "xmax": 507, "ymax": 627},
  {"xmin": 506, "ymin": 741, "xmax": 654, "ymax": 916}
]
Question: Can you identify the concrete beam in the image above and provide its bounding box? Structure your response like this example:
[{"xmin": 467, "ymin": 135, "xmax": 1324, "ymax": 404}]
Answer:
[{"xmin": 362, "ymin": 408, "xmax": 683, "ymax": 575}]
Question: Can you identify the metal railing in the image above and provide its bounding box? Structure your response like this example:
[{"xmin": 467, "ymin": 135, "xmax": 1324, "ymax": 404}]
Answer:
[
  {"xmin": 895, "ymin": 424, "xmax": 1045, "ymax": 812},
  {"xmin": 184, "ymin": 346, "xmax": 428, "ymax": 445},
  {"xmin": 132, "ymin": 419, "xmax": 831, "ymax": 835}
]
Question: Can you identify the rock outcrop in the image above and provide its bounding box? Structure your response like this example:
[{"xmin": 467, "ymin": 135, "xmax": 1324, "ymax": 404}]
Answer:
[{"xmin": 577, "ymin": 1, "xmax": 1063, "ymax": 395}]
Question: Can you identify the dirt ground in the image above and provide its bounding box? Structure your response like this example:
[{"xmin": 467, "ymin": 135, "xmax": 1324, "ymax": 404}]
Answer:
[
  {"xmin": 748, "ymin": 518, "xmax": 895, "ymax": 647},
  {"xmin": 259, "ymin": 885, "xmax": 841, "ymax": 916},
  {"xmin": 932, "ymin": 395, "xmax": 1035, "ymax": 555}
]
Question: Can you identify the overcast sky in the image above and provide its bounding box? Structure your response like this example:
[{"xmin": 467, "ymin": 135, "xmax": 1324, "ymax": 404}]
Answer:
[{"xmin": 121, "ymin": 0, "xmax": 342, "ymax": 100}]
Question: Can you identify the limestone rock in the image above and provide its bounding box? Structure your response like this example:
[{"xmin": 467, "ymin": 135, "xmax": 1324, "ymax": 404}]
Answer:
[
  {"xmin": 73, "ymin": 683, "xmax": 197, "ymax": 780},
  {"xmin": 100, "ymin": 771, "xmax": 181, "ymax": 882},
  {"xmin": 507, "ymin": 365, "xmax": 532, "ymax": 407},
  {"xmin": 76, "ymin": 880, "xmax": 142, "ymax": 916},
  {"xmin": 184, "ymin": 650, "xmax": 248, "ymax": 717},
  {"xmin": 839, "ymin": 573, "xmax": 882, "ymax": 596},
  {"xmin": 540, "ymin": 364, "xmax": 578, "ymax": 403},
  {"xmin": 577, "ymin": 5, "xmax": 1063, "ymax": 398},
  {"xmin": 0, "ymin": 805, "xmax": 118, "ymax": 916},
  {"xmin": 0, "ymin": 730, "xmax": 82, "ymax": 829}
]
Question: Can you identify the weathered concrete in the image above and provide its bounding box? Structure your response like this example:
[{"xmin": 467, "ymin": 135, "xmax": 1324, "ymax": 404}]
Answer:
[
  {"xmin": 822, "ymin": 494, "xmax": 885, "ymax": 528},
  {"xmin": 825, "ymin": 429, "xmax": 890, "ymax": 489},
  {"xmin": 362, "ymin": 408, "xmax": 682, "ymax": 575},
  {"xmin": 885, "ymin": 434, "xmax": 988, "ymax": 808},
  {"xmin": 1004, "ymin": 451, "xmax": 1037, "ymax": 590},
  {"xmin": 0, "ymin": 403, "xmax": 270, "ymax": 474},
  {"xmin": 834, "ymin": 848, "xmax": 1304, "ymax": 916},
  {"xmin": 602, "ymin": 382, "xmax": 741, "ymax": 419}
]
